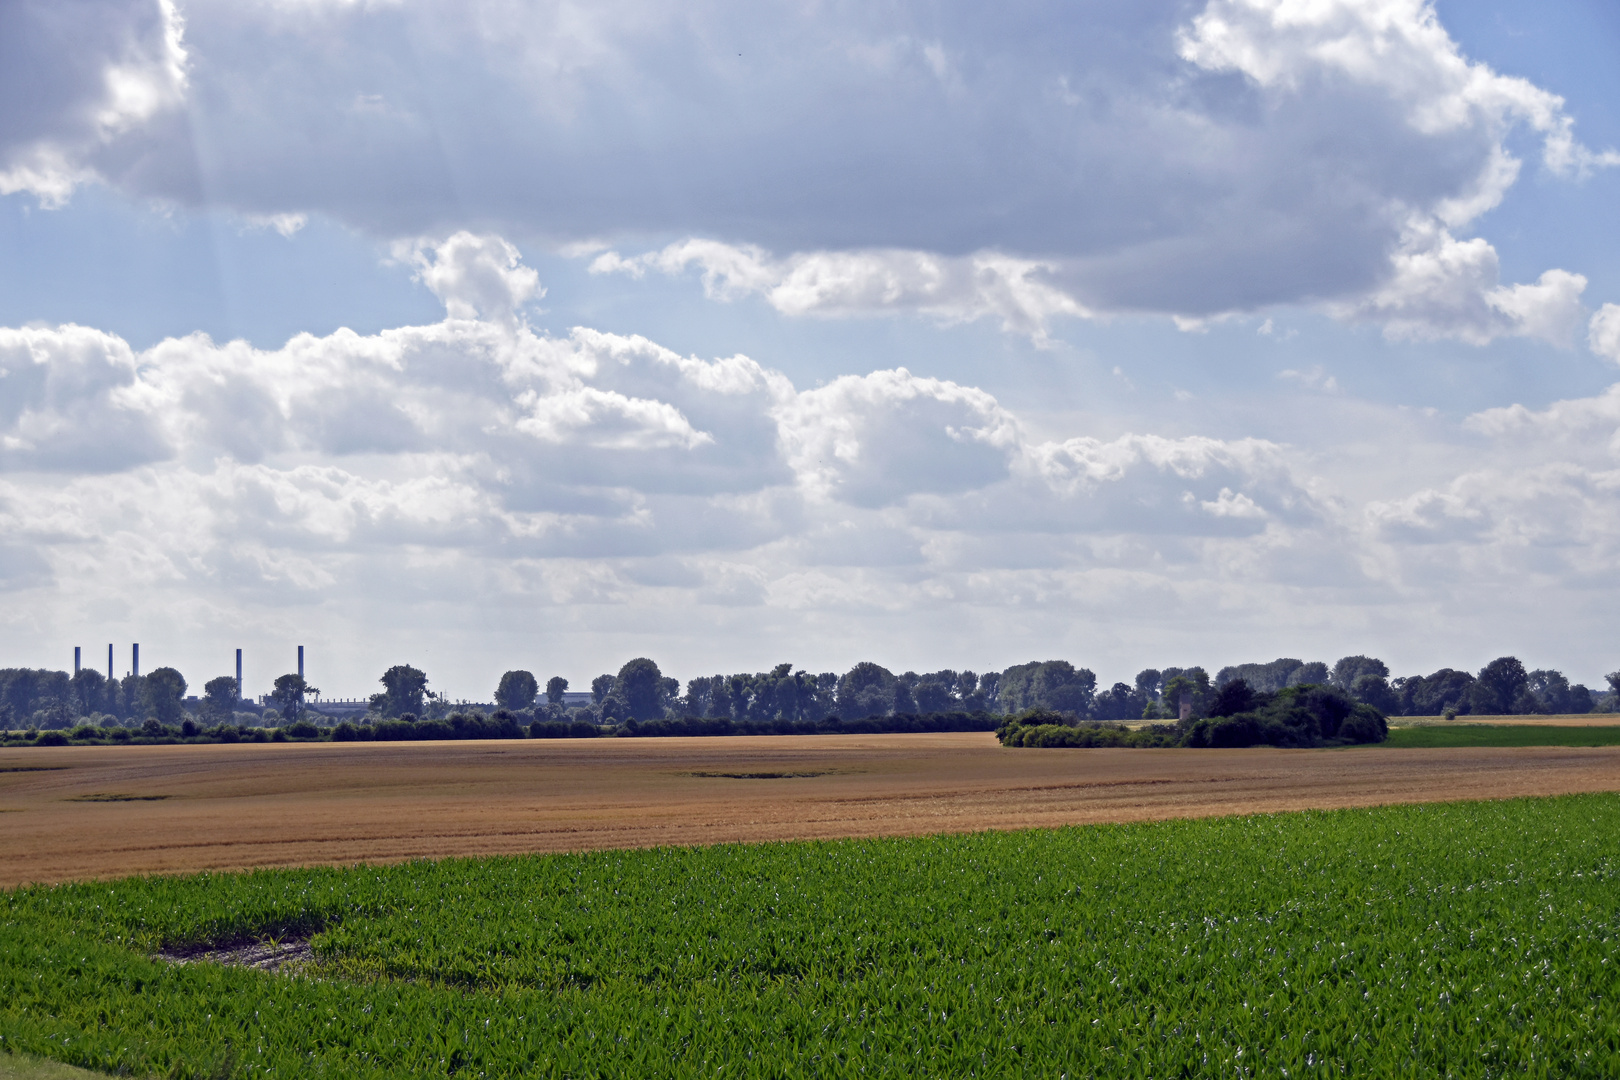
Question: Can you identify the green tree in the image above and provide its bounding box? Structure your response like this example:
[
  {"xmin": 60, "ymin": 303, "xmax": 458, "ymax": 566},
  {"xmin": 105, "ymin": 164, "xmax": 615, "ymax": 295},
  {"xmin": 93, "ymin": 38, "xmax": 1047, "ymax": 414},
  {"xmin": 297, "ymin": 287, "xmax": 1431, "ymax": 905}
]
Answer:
[
  {"xmin": 1161, "ymin": 669, "xmax": 1212, "ymax": 721},
  {"xmin": 1330, "ymin": 655, "xmax": 1389, "ymax": 691},
  {"xmin": 271, "ymin": 673, "xmax": 317, "ymax": 721},
  {"xmin": 590, "ymin": 674, "xmax": 615, "ymax": 705},
  {"xmin": 202, "ymin": 675, "xmax": 240, "ymax": 719},
  {"xmin": 143, "ymin": 667, "xmax": 188, "ymax": 725},
  {"xmin": 70, "ymin": 668, "xmax": 108, "ymax": 717},
  {"xmin": 545, "ymin": 676, "xmax": 568, "ymax": 706},
  {"xmin": 614, "ymin": 658, "xmax": 670, "ymax": 722},
  {"xmin": 836, "ymin": 662, "xmax": 896, "ymax": 719},
  {"xmin": 999, "ymin": 661, "xmax": 1098, "ymax": 717},
  {"xmin": 495, "ymin": 670, "xmax": 539, "ymax": 711},
  {"xmin": 1475, "ymin": 656, "xmax": 1529, "ymax": 715},
  {"xmin": 376, "ymin": 665, "xmax": 428, "ymax": 717}
]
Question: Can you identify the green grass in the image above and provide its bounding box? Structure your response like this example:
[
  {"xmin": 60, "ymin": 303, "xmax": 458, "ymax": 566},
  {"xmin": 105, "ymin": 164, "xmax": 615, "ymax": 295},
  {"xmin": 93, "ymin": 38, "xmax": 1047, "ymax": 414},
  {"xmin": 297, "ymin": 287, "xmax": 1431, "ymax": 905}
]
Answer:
[
  {"xmin": 0, "ymin": 1052, "xmax": 113, "ymax": 1080},
  {"xmin": 1385, "ymin": 724, "xmax": 1620, "ymax": 747},
  {"xmin": 5, "ymin": 796, "xmax": 1620, "ymax": 1077}
]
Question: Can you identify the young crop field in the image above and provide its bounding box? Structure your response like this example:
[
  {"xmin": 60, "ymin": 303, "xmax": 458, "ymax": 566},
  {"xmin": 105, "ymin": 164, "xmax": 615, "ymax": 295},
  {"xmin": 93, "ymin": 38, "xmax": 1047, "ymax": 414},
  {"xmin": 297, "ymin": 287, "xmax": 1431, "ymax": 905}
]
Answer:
[
  {"xmin": 1384, "ymin": 725, "xmax": 1620, "ymax": 748},
  {"xmin": 4, "ymin": 794, "xmax": 1619, "ymax": 1077}
]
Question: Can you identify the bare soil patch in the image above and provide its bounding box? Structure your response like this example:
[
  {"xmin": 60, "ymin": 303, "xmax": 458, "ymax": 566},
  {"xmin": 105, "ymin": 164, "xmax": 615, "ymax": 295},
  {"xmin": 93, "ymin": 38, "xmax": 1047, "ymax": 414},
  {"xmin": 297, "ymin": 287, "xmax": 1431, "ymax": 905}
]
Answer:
[
  {"xmin": 158, "ymin": 938, "xmax": 313, "ymax": 973},
  {"xmin": 3, "ymin": 733, "xmax": 1619, "ymax": 887},
  {"xmin": 1391, "ymin": 713, "xmax": 1620, "ymax": 727}
]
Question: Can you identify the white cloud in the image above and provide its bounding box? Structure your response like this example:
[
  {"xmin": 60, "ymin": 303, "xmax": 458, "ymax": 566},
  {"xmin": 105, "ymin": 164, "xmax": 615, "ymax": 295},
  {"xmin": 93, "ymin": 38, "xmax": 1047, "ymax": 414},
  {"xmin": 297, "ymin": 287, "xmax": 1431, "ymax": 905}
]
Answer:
[
  {"xmin": 0, "ymin": 0, "xmax": 187, "ymax": 206},
  {"xmin": 0, "ymin": 324, "xmax": 170, "ymax": 471},
  {"xmin": 0, "ymin": 236, "xmax": 1346, "ymax": 686},
  {"xmin": 1178, "ymin": 0, "xmax": 1612, "ymax": 184},
  {"xmin": 1341, "ymin": 219, "xmax": 1588, "ymax": 345},
  {"xmin": 1590, "ymin": 304, "xmax": 1620, "ymax": 365},
  {"xmin": 774, "ymin": 369, "xmax": 1021, "ymax": 506},
  {"xmin": 593, "ymin": 241, "xmax": 1089, "ymax": 342},
  {"xmin": 395, "ymin": 232, "xmax": 543, "ymax": 325},
  {"xmin": 3, "ymin": 0, "xmax": 1608, "ymax": 341},
  {"xmin": 1278, "ymin": 366, "xmax": 1339, "ymax": 393},
  {"xmin": 242, "ymin": 211, "xmax": 308, "ymax": 237}
]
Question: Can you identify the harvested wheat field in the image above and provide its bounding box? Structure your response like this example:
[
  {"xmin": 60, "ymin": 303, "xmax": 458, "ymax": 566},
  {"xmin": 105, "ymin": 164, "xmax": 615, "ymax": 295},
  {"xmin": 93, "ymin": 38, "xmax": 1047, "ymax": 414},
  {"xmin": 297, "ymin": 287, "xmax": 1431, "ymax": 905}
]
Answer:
[{"xmin": 3, "ymin": 732, "xmax": 1620, "ymax": 886}]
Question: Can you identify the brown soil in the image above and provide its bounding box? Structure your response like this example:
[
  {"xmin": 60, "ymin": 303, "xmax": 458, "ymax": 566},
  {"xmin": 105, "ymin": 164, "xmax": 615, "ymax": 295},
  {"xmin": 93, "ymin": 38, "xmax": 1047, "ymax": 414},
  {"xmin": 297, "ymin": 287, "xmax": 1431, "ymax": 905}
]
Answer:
[
  {"xmin": 3, "ymin": 733, "xmax": 1619, "ymax": 887},
  {"xmin": 1390, "ymin": 714, "xmax": 1620, "ymax": 727}
]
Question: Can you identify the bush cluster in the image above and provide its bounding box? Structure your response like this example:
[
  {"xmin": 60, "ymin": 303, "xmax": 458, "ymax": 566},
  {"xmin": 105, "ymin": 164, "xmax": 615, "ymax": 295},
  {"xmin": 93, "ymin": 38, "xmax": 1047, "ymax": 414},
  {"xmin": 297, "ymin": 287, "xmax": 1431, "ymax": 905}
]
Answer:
[{"xmin": 996, "ymin": 684, "xmax": 1388, "ymax": 750}]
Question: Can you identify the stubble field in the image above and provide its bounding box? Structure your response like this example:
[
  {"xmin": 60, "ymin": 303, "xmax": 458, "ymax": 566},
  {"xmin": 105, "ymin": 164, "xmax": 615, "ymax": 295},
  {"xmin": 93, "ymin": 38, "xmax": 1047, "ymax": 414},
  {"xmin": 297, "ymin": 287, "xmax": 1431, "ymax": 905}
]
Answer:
[{"xmin": 5, "ymin": 731, "xmax": 1620, "ymax": 886}]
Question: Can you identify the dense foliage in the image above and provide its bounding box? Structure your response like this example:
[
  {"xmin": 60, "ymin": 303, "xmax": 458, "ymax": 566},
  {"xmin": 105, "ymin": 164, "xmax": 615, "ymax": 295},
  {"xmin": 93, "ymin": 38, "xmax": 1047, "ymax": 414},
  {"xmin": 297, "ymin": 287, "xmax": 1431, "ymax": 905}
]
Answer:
[
  {"xmin": 3, "ymin": 648, "xmax": 1614, "ymax": 737},
  {"xmin": 996, "ymin": 683, "xmax": 1389, "ymax": 750},
  {"xmin": 4, "ymin": 796, "xmax": 1620, "ymax": 1076}
]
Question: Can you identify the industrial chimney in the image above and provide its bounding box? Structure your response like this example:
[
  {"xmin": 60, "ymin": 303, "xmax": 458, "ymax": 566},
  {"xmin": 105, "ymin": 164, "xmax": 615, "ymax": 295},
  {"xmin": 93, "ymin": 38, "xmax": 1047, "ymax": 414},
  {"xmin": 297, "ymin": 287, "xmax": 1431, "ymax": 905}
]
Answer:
[{"xmin": 132, "ymin": 643, "xmax": 140, "ymax": 679}]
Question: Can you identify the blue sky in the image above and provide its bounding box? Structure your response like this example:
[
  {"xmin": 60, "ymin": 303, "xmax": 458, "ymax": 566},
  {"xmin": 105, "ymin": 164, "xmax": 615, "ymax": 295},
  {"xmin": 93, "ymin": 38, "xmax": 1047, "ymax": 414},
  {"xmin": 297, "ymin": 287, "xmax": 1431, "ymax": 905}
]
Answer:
[{"xmin": 2, "ymin": 0, "xmax": 1619, "ymax": 700}]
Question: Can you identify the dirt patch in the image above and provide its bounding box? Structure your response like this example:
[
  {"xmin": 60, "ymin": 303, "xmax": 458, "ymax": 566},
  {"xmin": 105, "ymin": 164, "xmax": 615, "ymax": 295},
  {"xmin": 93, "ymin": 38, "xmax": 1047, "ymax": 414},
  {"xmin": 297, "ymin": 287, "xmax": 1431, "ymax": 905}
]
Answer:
[
  {"xmin": 158, "ymin": 938, "xmax": 313, "ymax": 973},
  {"xmin": 2, "ymin": 734, "xmax": 1619, "ymax": 886},
  {"xmin": 1391, "ymin": 714, "xmax": 1620, "ymax": 728},
  {"xmin": 67, "ymin": 793, "xmax": 170, "ymax": 802},
  {"xmin": 687, "ymin": 770, "xmax": 835, "ymax": 779}
]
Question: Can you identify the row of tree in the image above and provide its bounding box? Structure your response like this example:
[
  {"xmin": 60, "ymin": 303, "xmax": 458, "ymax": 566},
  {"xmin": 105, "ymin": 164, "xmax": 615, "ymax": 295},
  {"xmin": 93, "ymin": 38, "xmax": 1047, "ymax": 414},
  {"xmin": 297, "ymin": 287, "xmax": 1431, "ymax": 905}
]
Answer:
[{"xmin": 3, "ymin": 651, "xmax": 1615, "ymax": 731}]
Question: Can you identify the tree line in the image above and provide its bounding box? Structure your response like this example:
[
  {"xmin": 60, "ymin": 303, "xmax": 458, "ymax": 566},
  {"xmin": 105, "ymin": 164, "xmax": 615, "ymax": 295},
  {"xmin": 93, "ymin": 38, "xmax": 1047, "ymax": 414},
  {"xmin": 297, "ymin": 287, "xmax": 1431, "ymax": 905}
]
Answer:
[{"xmin": 2, "ymin": 651, "xmax": 1614, "ymax": 735}]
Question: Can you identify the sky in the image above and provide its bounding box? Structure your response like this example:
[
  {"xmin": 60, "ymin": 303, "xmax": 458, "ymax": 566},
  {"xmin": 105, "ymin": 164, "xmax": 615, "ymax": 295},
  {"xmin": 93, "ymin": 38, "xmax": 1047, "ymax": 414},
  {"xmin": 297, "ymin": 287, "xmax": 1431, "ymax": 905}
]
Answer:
[{"xmin": 2, "ymin": 0, "xmax": 1619, "ymax": 701}]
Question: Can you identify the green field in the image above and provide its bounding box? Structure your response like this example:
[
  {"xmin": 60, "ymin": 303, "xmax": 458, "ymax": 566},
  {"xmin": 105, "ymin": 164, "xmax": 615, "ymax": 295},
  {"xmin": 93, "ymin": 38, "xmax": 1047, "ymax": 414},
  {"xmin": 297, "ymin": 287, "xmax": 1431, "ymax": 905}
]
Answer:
[
  {"xmin": 4, "ymin": 796, "xmax": 1620, "ymax": 1077},
  {"xmin": 1384, "ymin": 724, "xmax": 1620, "ymax": 747}
]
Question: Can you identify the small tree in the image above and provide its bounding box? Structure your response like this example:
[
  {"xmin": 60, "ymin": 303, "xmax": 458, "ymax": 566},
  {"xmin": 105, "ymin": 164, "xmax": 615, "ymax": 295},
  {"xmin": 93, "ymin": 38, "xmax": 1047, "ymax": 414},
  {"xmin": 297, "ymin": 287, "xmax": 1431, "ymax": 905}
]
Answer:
[
  {"xmin": 609, "ymin": 658, "xmax": 672, "ymax": 722},
  {"xmin": 378, "ymin": 665, "xmax": 428, "ymax": 717},
  {"xmin": 143, "ymin": 667, "xmax": 188, "ymax": 725},
  {"xmin": 271, "ymin": 673, "xmax": 317, "ymax": 721},
  {"xmin": 590, "ymin": 674, "xmax": 615, "ymax": 705},
  {"xmin": 202, "ymin": 675, "xmax": 240, "ymax": 719},
  {"xmin": 495, "ymin": 670, "xmax": 539, "ymax": 711},
  {"xmin": 545, "ymin": 676, "xmax": 568, "ymax": 706},
  {"xmin": 71, "ymin": 668, "xmax": 108, "ymax": 717}
]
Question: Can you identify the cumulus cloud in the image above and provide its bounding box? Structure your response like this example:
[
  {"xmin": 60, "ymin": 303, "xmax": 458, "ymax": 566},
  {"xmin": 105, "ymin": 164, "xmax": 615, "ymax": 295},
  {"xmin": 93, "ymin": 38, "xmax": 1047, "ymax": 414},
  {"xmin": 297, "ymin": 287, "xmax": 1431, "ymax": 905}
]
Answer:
[
  {"xmin": 0, "ymin": 324, "xmax": 170, "ymax": 471},
  {"xmin": 774, "ymin": 369, "xmax": 1021, "ymax": 506},
  {"xmin": 0, "ymin": 0, "xmax": 187, "ymax": 205},
  {"xmin": 395, "ymin": 232, "xmax": 544, "ymax": 324},
  {"xmin": 4, "ymin": 0, "xmax": 1610, "ymax": 341},
  {"xmin": 1342, "ymin": 221, "xmax": 1589, "ymax": 345},
  {"xmin": 1590, "ymin": 304, "xmax": 1620, "ymax": 365},
  {"xmin": 0, "ymin": 234, "xmax": 1340, "ymax": 662},
  {"xmin": 592, "ymin": 241, "xmax": 1089, "ymax": 341}
]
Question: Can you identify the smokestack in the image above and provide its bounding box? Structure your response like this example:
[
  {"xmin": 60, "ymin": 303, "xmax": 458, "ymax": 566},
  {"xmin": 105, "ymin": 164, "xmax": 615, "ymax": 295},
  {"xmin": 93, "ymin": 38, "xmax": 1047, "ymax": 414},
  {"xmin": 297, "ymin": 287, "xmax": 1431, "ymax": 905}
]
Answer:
[
  {"xmin": 132, "ymin": 643, "xmax": 139, "ymax": 679},
  {"xmin": 74, "ymin": 646, "xmax": 80, "ymax": 675},
  {"xmin": 236, "ymin": 648, "xmax": 243, "ymax": 701},
  {"xmin": 298, "ymin": 645, "xmax": 304, "ymax": 679},
  {"xmin": 107, "ymin": 644, "xmax": 113, "ymax": 681}
]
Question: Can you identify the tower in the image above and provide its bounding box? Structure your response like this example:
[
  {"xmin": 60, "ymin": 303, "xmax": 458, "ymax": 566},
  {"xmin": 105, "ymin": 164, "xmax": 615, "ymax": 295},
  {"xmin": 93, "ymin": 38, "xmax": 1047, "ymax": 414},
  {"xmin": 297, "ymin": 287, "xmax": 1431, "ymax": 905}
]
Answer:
[
  {"xmin": 132, "ymin": 643, "xmax": 140, "ymax": 679},
  {"xmin": 236, "ymin": 648, "xmax": 243, "ymax": 701},
  {"xmin": 74, "ymin": 646, "xmax": 80, "ymax": 675},
  {"xmin": 298, "ymin": 645, "xmax": 304, "ymax": 680}
]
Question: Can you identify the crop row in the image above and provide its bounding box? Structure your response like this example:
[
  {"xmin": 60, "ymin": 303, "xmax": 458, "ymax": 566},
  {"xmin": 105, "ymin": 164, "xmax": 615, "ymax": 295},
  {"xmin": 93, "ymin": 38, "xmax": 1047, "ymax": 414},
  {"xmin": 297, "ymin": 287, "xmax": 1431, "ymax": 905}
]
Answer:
[{"xmin": 4, "ymin": 795, "xmax": 1619, "ymax": 1076}]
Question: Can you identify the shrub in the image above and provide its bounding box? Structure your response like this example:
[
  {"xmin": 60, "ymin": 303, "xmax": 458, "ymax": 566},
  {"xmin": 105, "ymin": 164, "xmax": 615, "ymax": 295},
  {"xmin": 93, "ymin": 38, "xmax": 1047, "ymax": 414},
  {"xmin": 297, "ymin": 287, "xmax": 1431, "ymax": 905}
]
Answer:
[
  {"xmin": 180, "ymin": 719, "xmax": 199, "ymax": 737},
  {"xmin": 285, "ymin": 720, "xmax": 320, "ymax": 739},
  {"xmin": 331, "ymin": 722, "xmax": 360, "ymax": 742},
  {"xmin": 109, "ymin": 727, "xmax": 132, "ymax": 742},
  {"xmin": 270, "ymin": 728, "xmax": 288, "ymax": 742},
  {"xmin": 33, "ymin": 730, "xmax": 68, "ymax": 746}
]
